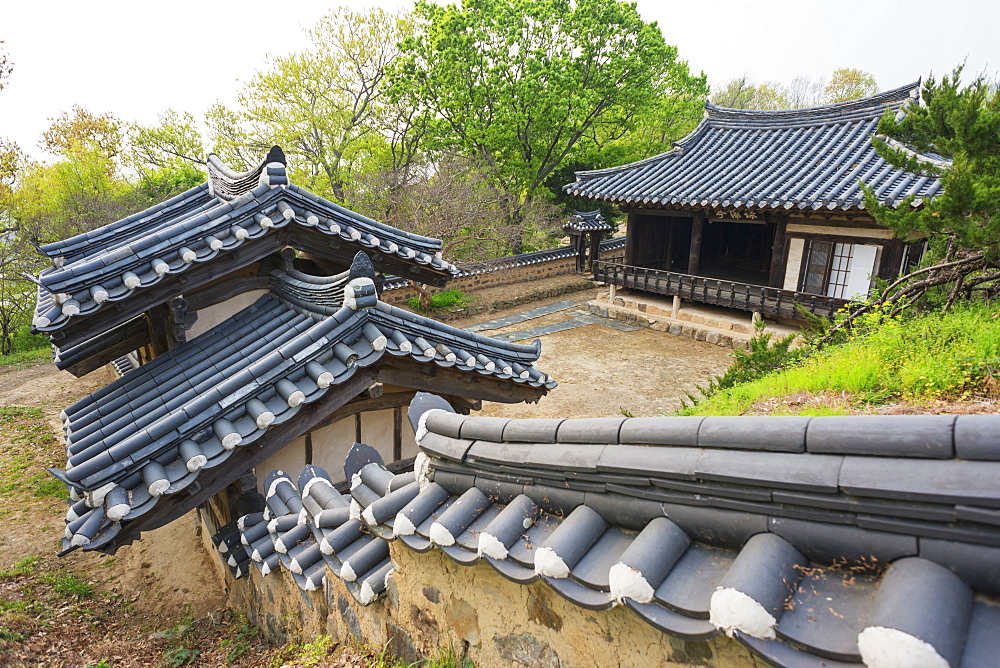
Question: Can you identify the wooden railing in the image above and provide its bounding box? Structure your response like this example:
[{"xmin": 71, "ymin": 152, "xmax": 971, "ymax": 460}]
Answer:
[{"xmin": 594, "ymin": 260, "xmax": 848, "ymax": 320}]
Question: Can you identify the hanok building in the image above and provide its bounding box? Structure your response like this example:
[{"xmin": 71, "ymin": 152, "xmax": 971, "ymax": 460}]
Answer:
[
  {"xmin": 564, "ymin": 83, "xmax": 935, "ymax": 319},
  {"xmin": 33, "ymin": 148, "xmax": 555, "ymax": 555},
  {"xmin": 34, "ymin": 145, "xmax": 1000, "ymax": 668}
]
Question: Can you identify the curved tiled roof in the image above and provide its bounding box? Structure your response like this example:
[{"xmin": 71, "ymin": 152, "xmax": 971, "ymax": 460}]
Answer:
[
  {"xmin": 32, "ymin": 150, "xmax": 458, "ymax": 336},
  {"xmin": 53, "ymin": 254, "xmax": 554, "ymax": 554},
  {"xmin": 230, "ymin": 394, "xmax": 1000, "ymax": 667},
  {"xmin": 565, "ymin": 82, "xmax": 943, "ymax": 212},
  {"xmin": 563, "ymin": 210, "xmax": 611, "ymax": 233}
]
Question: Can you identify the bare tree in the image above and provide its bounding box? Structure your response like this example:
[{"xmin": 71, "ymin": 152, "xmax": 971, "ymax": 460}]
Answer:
[
  {"xmin": 348, "ymin": 154, "xmax": 559, "ymax": 262},
  {"xmin": 787, "ymin": 75, "xmax": 824, "ymax": 108}
]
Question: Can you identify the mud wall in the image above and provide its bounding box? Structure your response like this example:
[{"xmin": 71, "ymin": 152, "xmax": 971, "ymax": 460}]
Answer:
[
  {"xmin": 254, "ymin": 404, "xmax": 417, "ymax": 490},
  {"xmin": 206, "ymin": 537, "xmax": 760, "ymax": 668}
]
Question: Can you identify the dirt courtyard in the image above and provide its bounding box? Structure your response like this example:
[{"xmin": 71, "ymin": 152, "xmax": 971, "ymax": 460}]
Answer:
[{"xmin": 449, "ymin": 291, "xmax": 734, "ymax": 418}]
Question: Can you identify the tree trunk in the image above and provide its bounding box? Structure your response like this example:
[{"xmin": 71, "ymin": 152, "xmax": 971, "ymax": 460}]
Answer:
[{"xmin": 407, "ymin": 280, "xmax": 433, "ymax": 310}]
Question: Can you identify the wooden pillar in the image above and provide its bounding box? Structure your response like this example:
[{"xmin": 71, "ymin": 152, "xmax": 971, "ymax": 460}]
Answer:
[
  {"xmin": 588, "ymin": 232, "xmax": 601, "ymax": 271},
  {"xmin": 392, "ymin": 407, "xmax": 403, "ymax": 462},
  {"xmin": 688, "ymin": 216, "xmax": 704, "ymax": 275},
  {"xmin": 575, "ymin": 233, "xmax": 586, "ymax": 272},
  {"xmin": 147, "ymin": 307, "xmax": 170, "ymax": 359},
  {"xmin": 624, "ymin": 211, "xmax": 638, "ymax": 266},
  {"xmin": 665, "ymin": 220, "xmax": 676, "ymax": 271},
  {"xmin": 768, "ymin": 220, "xmax": 788, "ymax": 288}
]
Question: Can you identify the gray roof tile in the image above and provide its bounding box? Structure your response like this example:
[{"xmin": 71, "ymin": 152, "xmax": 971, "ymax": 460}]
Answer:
[
  {"xmin": 807, "ymin": 415, "xmax": 955, "ymax": 458},
  {"xmin": 566, "ymin": 83, "xmax": 940, "ymax": 213}
]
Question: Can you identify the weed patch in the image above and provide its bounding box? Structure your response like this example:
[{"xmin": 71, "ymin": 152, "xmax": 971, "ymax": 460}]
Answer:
[
  {"xmin": 0, "ymin": 556, "xmax": 41, "ymax": 578},
  {"xmin": 682, "ymin": 303, "xmax": 1000, "ymax": 415},
  {"xmin": 44, "ymin": 572, "xmax": 94, "ymax": 599},
  {"xmin": 0, "ymin": 406, "xmax": 65, "ymax": 517}
]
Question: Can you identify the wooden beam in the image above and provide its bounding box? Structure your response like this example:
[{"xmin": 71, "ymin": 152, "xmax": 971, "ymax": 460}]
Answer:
[
  {"xmin": 50, "ymin": 236, "xmax": 288, "ymax": 351},
  {"xmin": 786, "ymin": 232, "xmax": 892, "ymax": 246},
  {"xmin": 100, "ymin": 369, "xmax": 379, "ymax": 553},
  {"xmin": 309, "ymin": 391, "xmax": 417, "ymax": 434},
  {"xmin": 377, "ymin": 359, "xmax": 546, "ymax": 405},
  {"xmin": 620, "ymin": 206, "xmax": 710, "ymax": 218}
]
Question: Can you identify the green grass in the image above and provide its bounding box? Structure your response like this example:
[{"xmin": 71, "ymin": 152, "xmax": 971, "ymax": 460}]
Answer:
[
  {"xmin": 683, "ymin": 303, "xmax": 1000, "ymax": 415},
  {"xmin": 0, "ymin": 556, "xmax": 41, "ymax": 578},
  {"xmin": 43, "ymin": 573, "xmax": 94, "ymax": 599},
  {"xmin": 0, "ymin": 347, "xmax": 51, "ymax": 368},
  {"xmin": 0, "ymin": 407, "xmax": 63, "ymax": 509},
  {"xmin": 408, "ymin": 289, "xmax": 475, "ymax": 313}
]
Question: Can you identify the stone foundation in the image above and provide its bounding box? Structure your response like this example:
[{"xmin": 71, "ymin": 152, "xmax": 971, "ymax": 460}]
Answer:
[{"xmin": 589, "ymin": 293, "xmax": 802, "ymax": 351}]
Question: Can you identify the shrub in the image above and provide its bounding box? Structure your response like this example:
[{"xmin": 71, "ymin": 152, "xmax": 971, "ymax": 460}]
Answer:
[
  {"xmin": 683, "ymin": 320, "xmax": 801, "ymax": 409},
  {"xmin": 408, "ymin": 289, "xmax": 474, "ymax": 313},
  {"xmin": 10, "ymin": 326, "xmax": 48, "ymax": 354},
  {"xmin": 682, "ymin": 302, "xmax": 1000, "ymax": 415}
]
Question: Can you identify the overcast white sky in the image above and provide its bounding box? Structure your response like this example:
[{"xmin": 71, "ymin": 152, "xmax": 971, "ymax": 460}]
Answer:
[{"xmin": 1, "ymin": 0, "xmax": 995, "ymax": 159}]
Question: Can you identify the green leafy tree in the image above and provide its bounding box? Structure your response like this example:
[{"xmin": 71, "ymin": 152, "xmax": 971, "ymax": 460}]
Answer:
[
  {"xmin": 824, "ymin": 67, "xmax": 878, "ymax": 103},
  {"xmin": 820, "ymin": 67, "xmax": 1000, "ymax": 344},
  {"xmin": 711, "ymin": 75, "xmax": 790, "ymax": 110},
  {"xmin": 40, "ymin": 105, "xmax": 123, "ymax": 159},
  {"xmin": 395, "ymin": 0, "xmax": 707, "ymax": 251},
  {"xmin": 128, "ymin": 109, "xmax": 207, "ymax": 170},
  {"xmin": 208, "ymin": 7, "xmax": 416, "ymax": 201}
]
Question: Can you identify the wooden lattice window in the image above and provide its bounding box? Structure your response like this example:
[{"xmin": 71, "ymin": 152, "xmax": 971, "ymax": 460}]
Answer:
[{"xmin": 826, "ymin": 243, "xmax": 854, "ymax": 298}]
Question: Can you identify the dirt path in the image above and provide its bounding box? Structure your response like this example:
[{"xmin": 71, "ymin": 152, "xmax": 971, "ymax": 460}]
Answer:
[{"xmin": 0, "ymin": 362, "xmax": 238, "ymax": 666}]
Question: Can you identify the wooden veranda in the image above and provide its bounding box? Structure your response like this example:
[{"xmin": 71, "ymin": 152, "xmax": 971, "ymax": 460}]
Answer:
[{"xmin": 594, "ymin": 259, "xmax": 848, "ymax": 320}]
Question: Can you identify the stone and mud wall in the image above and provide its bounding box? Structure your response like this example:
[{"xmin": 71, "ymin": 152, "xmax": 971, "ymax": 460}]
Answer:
[
  {"xmin": 204, "ymin": 534, "xmax": 761, "ymax": 668},
  {"xmin": 381, "ymin": 240, "xmax": 625, "ymax": 309}
]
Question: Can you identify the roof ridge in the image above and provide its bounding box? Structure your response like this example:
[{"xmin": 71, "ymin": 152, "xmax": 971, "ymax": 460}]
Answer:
[
  {"xmin": 207, "ymin": 146, "xmax": 288, "ymax": 202},
  {"xmin": 706, "ymin": 81, "xmax": 920, "ymax": 120}
]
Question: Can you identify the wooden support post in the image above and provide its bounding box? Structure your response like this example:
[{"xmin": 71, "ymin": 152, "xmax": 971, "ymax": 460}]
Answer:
[
  {"xmin": 609, "ymin": 283, "xmax": 617, "ymax": 304},
  {"xmin": 768, "ymin": 219, "xmax": 788, "ymax": 287},
  {"xmin": 688, "ymin": 217, "xmax": 704, "ymax": 275},
  {"xmin": 672, "ymin": 295, "xmax": 681, "ymax": 319},
  {"xmin": 393, "ymin": 407, "xmax": 403, "ymax": 462},
  {"xmin": 588, "ymin": 232, "xmax": 601, "ymax": 272},
  {"xmin": 624, "ymin": 211, "xmax": 637, "ymax": 266}
]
